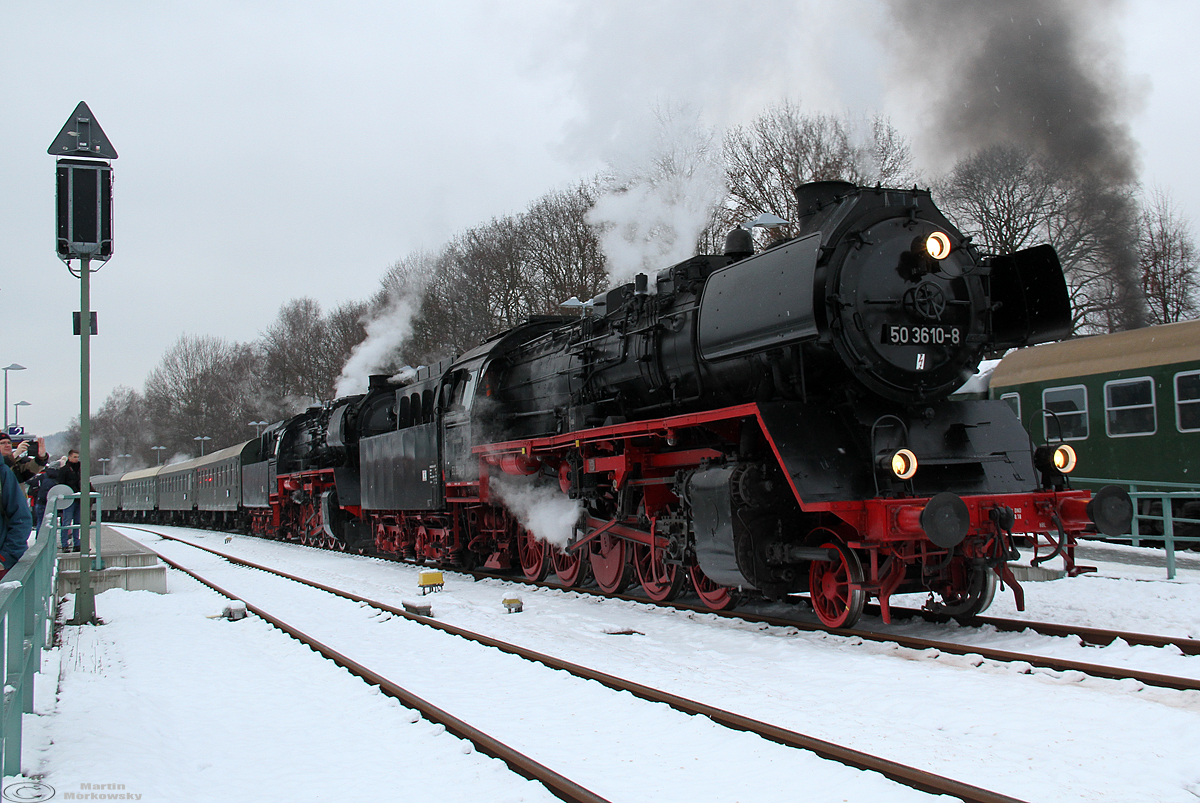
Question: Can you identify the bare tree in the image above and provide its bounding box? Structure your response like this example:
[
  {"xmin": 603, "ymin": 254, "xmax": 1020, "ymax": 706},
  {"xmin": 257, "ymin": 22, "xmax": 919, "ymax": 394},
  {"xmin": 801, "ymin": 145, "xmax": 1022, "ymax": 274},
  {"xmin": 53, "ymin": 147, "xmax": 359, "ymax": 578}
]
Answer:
[
  {"xmin": 936, "ymin": 145, "xmax": 1059, "ymax": 254},
  {"xmin": 327, "ymin": 299, "xmax": 370, "ymax": 361},
  {"xmin": 1139, "ymin": 188, "xmax": 1200, "ymax": 324},
  {"xmin": 65, "ymin": 386, "xmax": 151, "ymax": 469},
  {"xmin": 460, "ymin": 215, "xmax": 536, "ymax": 329},
  {"xmin": 392, "ymin": 184, "xmax": 609, "ymax": 369},
  {"xmin": 260, "ymin": 297, "xmax": 370, "ymax": 407},
  {"xmin": 522, "ymin": 180, "xmax": 608, "ymax": 311},
  {"xmin": 392, "ymin": 244, "xmax": 494, "ymax": 366},
  {"xmin": 144, "ymin": 334, "xmax": 262, "ymax": 456},
  {"xmin": 720, "ymin": 102, "xmax": 915, "ymax": 242},
  {"xmin": 261, "ymin": 298, "xmax": 330, "ymax": 406},
  {"xmin": 91, "ymin": 386, "xmax": 148, "ymax": 467},
  {"xmin": 937, "ymin": 145, "xmax": 1147, "ymax": 333}
]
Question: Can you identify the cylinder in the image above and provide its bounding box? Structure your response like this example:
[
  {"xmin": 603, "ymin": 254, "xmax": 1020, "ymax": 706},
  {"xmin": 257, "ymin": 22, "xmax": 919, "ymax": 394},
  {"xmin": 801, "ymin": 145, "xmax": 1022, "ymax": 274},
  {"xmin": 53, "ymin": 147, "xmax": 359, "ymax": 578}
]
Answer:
[{"xmin": 500, "ymin": 453, "xmax": 541, "ymax": 476}]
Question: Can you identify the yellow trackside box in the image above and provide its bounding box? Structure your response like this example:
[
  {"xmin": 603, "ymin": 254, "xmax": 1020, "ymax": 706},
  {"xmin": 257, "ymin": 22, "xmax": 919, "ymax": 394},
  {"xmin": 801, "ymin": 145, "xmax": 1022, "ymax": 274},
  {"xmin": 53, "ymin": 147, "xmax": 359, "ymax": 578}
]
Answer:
[{"xmin": 418, "ymin": 571, "xmax": 444, "ymax": 595}]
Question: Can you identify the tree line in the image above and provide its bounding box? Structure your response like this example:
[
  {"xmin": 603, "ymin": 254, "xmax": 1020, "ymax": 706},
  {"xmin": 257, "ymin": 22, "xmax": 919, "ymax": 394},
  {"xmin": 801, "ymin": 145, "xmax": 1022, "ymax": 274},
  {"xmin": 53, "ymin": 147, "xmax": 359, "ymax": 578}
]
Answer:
[{"xmin": 74, "ymin": 102, "xmax": 1200, "ymax": 472}]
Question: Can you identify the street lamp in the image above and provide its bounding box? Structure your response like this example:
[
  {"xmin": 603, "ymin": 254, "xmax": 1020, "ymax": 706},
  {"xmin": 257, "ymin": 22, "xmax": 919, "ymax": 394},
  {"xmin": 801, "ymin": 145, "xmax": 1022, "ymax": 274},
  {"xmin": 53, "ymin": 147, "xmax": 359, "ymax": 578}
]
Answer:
[
  {"xmin": 2, "ymin": 364, "xmax": 25, "ymax": 432},
  {"xmin": 13, "ymin": 400, "xmax": 30, "ymax": 428},
  {"xmin": 193, "ymin": 435, "xmax": 212, "ymax": 456},
  {"xmin": 151, "ymin": 446, "xmax": 166, "ymax": 466},
  {"xmin": 248, "ymin": 420, "xmax": 269, "ymax": 437},
  {"xmin": 97, "ymin": 457, "xmax": 110, "ymax": 474},
  {"xmin": 116, "ymin": 453, "xmax": 131, "ymax": 470}
]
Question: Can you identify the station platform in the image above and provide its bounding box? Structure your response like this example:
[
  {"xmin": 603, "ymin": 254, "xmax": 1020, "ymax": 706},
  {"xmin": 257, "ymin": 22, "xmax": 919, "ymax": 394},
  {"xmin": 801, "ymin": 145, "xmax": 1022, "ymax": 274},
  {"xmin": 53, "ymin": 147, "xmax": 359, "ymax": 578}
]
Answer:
[{"xmin": 55, "ymin": 525, "xmax": 167, "ymax": 595}]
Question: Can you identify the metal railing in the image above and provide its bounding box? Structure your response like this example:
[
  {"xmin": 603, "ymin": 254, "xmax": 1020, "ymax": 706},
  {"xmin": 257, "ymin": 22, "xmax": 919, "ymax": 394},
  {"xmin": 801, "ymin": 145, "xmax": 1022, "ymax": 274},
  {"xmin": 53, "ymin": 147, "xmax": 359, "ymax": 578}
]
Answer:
[
  {"xmin": 50, "ymin": 492, "xmax": 104, "ymax": 571},
  {"xmin": 0, "ymin": 507, "xmax": 59, "ymax": 776},
  {"xmin": 1073, "ymin": 477, "xmax": 1200, "ymax": 580}
]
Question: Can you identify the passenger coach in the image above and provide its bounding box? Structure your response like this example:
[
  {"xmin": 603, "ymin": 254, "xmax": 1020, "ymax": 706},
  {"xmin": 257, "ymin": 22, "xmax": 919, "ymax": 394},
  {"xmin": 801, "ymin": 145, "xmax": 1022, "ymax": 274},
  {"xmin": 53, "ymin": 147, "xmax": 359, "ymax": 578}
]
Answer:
[{"xmin": 989, "ymin": 318, "xmax": 1200, "ymax": 533}]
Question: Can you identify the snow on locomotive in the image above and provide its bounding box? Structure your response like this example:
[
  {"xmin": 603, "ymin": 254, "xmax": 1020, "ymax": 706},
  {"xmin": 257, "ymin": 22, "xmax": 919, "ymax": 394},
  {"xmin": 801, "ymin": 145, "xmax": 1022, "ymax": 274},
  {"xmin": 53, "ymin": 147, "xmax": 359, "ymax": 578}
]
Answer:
[{"xmin": 113, "ymin": 182, "xmax": 1137, "ymax": 629}]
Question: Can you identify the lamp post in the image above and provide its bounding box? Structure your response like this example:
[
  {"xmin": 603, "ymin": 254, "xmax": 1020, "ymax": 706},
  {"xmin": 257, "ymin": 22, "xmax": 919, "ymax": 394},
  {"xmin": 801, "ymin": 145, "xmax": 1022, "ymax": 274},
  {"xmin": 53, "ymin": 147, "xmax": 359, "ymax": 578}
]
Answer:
[
  {"xmin": 116, "ymin": 453, "xmax": 131, "ymax": 471},
  {"xmin": 97, "ymin": 457, "xmax": 110, "ymax": 475},
  {"xmin": 151, "ymin": 446, "xmax": 166, "ymax": 466},
  {"xmin": 248, "ymin": 420, "xmax": 269, "ymax": 437},
  {"xmin": 2, "ymin": 364, "xmax": 25, "ymax": 432},
  {"xmin": 193, "ymin": 435, "xmax": 211, "ymax": 456},
  {"xmin": 13, "ymin": 400, "xmax": 30, "ymax": 428}
]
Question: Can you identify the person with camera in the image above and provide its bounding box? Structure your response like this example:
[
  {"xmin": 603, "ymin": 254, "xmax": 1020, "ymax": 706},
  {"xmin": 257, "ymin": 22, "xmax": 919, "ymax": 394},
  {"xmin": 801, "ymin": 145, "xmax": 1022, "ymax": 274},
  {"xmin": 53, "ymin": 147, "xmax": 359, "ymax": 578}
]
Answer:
[
  {"xmin": 50, "ymin": 450, "xmax": 83, "ymax": 552},
  {"xmin": 0, "ymin": 433, "xmax": 48, "ymax": 485}
]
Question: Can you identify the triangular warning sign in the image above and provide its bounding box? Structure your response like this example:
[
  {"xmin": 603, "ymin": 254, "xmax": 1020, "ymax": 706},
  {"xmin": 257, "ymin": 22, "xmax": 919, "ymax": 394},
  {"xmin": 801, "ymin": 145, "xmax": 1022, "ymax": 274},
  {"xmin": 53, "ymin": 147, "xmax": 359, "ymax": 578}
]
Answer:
[{"xmin": 47, "ymin": 101, "xmax": 118, "ymax": 159}]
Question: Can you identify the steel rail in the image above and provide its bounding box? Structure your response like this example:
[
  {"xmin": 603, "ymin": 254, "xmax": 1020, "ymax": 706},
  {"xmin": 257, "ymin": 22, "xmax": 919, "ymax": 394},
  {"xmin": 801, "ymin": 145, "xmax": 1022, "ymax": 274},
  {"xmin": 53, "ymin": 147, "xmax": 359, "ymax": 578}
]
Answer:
[
  {"xmin": 681, "ymin": 603, "xmax": 1200, "ymax": 693},
  {"xmin": 132, "ymin": 527, "xmax": 1030, "ymax": 803},
  {"xmin": 865, "ymin": 605, "xmax": 1200, "ymax": 655},
  {"xmin": 143, "ymin": 547, "xmax": 612, "ymax": 803},
  {"xmin": 432, "ymin": 562, "xmax": 1200, "ymax": 691}
]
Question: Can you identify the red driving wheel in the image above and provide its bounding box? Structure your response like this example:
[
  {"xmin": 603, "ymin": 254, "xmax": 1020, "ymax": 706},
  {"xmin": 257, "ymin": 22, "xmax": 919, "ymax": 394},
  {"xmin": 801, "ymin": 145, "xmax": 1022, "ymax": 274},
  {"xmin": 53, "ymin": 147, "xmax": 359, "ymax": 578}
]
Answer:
[
  {"xmin": 688, "ymin": 565, "xmax": 739, "ymax": 611},
  {"xmin": 634, "ymin": 543, "xmax": 685, "ymax": 602},
  {"xmin": 808, "ymin": 539, "xmax": 866, "ymax": 629},
  {"xmin": 516, "ymin": 526, "xmax": 549, "ymax": 582},
  {"xmin": 590, "ymin": 533, "xmax": 630, "ymax": 594}
]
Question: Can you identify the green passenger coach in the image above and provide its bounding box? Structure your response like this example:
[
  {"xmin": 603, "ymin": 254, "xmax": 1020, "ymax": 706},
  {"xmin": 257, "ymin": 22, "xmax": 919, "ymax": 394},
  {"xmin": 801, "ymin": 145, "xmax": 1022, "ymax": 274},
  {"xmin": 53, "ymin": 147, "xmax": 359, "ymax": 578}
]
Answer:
[{"xmin": 988, "ymin": 318, "xmax": 1200, "ymax": 533}]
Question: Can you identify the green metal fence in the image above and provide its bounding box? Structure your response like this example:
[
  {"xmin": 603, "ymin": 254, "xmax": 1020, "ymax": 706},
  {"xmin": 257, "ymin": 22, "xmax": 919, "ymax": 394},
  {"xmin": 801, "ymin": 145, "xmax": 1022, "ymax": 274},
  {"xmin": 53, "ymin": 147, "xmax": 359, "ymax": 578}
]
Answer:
[
  {"xmin": 0, "ymin": 508, "xmax": 59, "ymax": 777},
  {"xmin": 1073, "ymin": 477, "xmax": 1200, "ymax": 580},
  {"xmin": 51, "ymin": 491, "xmax": 104, "ymax": 571}
]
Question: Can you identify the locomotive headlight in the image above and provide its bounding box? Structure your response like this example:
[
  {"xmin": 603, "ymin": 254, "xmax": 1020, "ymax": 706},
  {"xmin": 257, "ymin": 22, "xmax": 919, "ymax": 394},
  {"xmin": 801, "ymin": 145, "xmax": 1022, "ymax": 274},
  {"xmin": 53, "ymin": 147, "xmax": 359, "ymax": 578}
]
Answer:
[
  {"xmin": 887, "ymin": 448, "xmax": 918, "ymax": 480},
  {"xmin": 925, "ymin": 231, "xmax": 952, "ymax": 260},
  {"xmin": 1034, "ymin": 442, "xmax": 1077, "ymax": 489},
  {"xmin": 1052, "ymin": 443, "xmax": 1077, "ymax": 473}
]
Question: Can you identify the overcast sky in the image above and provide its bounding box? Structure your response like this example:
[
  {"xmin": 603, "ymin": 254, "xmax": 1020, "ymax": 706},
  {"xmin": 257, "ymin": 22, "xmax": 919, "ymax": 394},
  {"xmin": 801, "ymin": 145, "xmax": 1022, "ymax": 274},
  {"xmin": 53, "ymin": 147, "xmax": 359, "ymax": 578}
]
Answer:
[{"xmin": 1, "ymin": 0, "xmax": 1197, "ymax": 439}]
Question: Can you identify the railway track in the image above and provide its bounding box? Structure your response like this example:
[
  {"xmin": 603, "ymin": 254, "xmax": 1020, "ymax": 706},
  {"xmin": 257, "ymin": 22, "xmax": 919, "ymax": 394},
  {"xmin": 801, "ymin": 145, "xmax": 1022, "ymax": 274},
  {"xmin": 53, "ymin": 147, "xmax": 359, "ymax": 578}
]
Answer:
[
  {"xmin": 868, "ymin": 604, "xmax": 1200, "ymax": 655},
  {"xmin": 124, "ymin": 524, "xmax": 1200, "ymax": 693},
  {"xmin": 392, "ymin": 553, "xmax": 1200, "ymax": 689},
  {"xmin": 124, "ymin": 525, "xmax": 1030, "ymax": 803},
  {"xmin": 460, "ymin": 568, "xmax": 1200, "ymax": 673}
]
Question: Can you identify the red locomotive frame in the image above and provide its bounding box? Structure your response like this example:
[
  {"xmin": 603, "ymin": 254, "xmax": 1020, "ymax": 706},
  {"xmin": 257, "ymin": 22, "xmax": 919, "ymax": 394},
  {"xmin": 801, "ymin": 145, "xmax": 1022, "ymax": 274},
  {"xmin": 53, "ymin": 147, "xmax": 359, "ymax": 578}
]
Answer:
[{"xmin": 262, "ymin": 401, "xmax": 1103, "ymax": 629}]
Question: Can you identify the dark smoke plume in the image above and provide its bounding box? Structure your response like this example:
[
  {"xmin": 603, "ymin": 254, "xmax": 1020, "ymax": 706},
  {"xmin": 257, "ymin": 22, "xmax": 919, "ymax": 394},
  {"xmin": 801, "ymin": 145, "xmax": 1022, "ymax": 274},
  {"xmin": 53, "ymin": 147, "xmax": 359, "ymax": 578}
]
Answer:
[{"xmin": 890, "ymin": 0, "xmax": 1146, "ymax": 329}]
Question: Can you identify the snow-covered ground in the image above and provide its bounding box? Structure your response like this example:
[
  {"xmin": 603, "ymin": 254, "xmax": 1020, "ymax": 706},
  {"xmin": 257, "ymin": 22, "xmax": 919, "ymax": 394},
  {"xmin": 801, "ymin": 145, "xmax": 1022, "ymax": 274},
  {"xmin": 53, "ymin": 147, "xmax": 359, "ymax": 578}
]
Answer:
[{"xmin": 13, "ymin": 526, "xmax": 1200, "ymax": 802}]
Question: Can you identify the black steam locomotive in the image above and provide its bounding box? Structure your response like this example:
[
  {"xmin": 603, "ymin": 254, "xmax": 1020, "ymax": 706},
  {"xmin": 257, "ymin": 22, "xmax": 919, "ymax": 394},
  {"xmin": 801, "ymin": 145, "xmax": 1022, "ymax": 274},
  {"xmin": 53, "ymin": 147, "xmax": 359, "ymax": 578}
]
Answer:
[{"xmin": 106, "ymin": 182, "xmax": 1133, "ymax": 629}]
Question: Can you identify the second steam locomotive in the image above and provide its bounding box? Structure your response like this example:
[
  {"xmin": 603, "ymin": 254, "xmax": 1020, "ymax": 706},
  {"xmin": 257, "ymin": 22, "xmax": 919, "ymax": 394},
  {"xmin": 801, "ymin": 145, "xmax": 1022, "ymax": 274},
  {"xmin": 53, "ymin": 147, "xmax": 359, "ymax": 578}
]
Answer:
[{"xmin": 98, "ymin": 182, "xmax": 1132, "ymax": 628}]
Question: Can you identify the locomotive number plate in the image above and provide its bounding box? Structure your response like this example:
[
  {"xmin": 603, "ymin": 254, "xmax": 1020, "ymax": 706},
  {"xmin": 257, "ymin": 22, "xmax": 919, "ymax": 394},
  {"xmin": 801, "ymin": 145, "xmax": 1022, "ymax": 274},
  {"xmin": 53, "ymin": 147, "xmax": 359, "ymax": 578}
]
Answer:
[{"xmin": 881, "ymin": 324, "xmax": 961, "ymax": 346}]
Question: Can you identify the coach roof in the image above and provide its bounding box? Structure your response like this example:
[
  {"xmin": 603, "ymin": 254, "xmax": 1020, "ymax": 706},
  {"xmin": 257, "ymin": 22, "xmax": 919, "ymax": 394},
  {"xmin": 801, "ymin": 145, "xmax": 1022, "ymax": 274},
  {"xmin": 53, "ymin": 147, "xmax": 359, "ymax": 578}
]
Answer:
[{"xmin": 990, "ymin": 318, "xmax": 1200, "ymax": 389}]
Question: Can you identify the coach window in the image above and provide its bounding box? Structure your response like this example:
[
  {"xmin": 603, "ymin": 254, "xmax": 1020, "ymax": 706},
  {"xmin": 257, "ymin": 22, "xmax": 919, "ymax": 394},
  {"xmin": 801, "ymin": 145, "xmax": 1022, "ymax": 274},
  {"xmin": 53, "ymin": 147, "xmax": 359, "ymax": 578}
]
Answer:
[
  {"xmin": 1177, "ymin": 371, "xmax": 1200, "ymax": 432},
  {"xmin": 1104, "ymin": 377, "xmax": 1156, "ymax": 437},
  {"xmin": 1000, "ymin": 392, "xmax": 1021, "ymax": 422},
  {"xmin": 1043, "ymin": 385, "xmax": 1089, "ymax": 441}
]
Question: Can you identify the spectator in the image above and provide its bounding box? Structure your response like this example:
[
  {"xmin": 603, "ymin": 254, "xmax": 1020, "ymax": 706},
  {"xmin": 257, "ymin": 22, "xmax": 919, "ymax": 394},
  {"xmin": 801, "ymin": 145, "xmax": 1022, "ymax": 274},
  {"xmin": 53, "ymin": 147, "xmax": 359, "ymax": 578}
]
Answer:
[
  {"xmin": 57, "ymin": 450, "xmax": 82, "ymax": 552},
  {"xmin": 0, "ymin": 461, "xmax": 31, "ymax": 579},
  {"xmin": 0, "ymin": 434, "xmax": 48, "ymax": 485},
  {"xmin": 28, "ymin": 468, "xmax": 57, "ymax": 535}
]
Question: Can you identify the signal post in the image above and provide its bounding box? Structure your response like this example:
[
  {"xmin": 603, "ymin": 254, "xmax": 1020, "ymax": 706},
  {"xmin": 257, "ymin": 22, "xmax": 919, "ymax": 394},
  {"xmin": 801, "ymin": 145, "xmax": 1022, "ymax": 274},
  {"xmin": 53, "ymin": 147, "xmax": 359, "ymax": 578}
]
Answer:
[{"xmin": 48, "ymin": 102, "xmax": 117, "ymax": 625}]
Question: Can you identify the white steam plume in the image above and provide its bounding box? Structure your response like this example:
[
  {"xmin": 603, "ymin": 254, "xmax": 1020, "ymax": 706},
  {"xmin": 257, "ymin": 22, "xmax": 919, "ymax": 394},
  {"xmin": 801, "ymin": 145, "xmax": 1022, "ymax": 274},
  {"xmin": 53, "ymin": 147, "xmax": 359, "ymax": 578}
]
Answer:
[
  {"xmin": 490, "ymin": 474, "xmax": 582, "ymax": 549},
  {"xmin": 334, "ymin": 289, "xmax": 422, "ymax": 398},
  {"xmin": 586, "ymin": 105, "xmax": 728, "ymax": 287}
]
